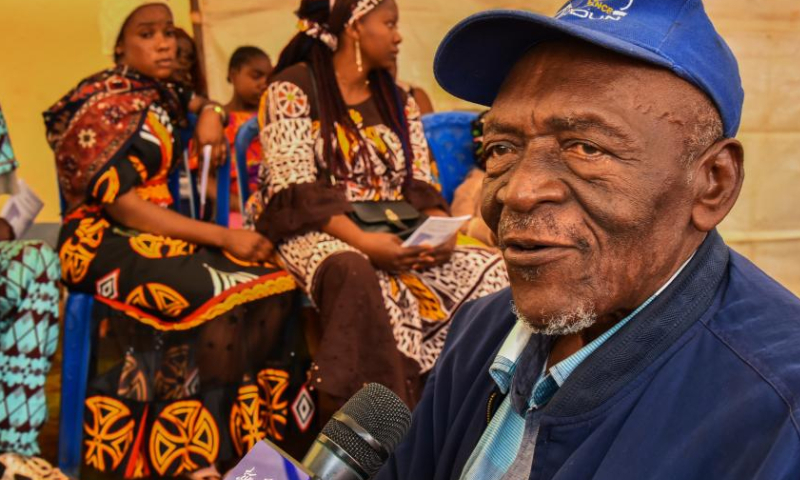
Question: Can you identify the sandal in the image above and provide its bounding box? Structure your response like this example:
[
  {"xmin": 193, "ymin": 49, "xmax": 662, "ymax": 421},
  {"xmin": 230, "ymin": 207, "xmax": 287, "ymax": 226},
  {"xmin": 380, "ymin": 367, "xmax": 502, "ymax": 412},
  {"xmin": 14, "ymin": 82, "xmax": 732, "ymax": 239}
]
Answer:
[{"xmin": 0, "ymin": 453, "xmax": 71, "ymax": 480}]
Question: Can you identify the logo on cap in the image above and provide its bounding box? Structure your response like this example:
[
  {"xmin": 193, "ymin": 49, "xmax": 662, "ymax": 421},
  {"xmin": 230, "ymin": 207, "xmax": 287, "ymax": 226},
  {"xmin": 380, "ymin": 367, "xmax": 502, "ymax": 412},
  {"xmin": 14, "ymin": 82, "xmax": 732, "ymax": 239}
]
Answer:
[{"xmin": 556, "ymin": 0, "xmax": 634, "ymax": 21}]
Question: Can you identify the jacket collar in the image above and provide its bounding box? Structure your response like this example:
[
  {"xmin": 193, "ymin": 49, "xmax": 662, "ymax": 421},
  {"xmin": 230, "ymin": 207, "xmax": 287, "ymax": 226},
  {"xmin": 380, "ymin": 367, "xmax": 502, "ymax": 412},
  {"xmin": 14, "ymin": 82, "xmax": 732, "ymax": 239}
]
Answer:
[{"xmin": 542, "ymin": 230, "xmax": 730, "ymax": 417}]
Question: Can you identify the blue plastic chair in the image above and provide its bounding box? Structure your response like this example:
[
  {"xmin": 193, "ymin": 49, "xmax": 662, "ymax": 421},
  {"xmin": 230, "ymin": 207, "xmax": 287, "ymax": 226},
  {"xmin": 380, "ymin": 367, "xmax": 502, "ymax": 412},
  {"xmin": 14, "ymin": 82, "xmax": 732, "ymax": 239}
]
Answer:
[
  {"xmin": 420, "ymin": 111, "xmax": 481, "ymax": 204},
  {"xmin": 171, "ymin": 114, "xmax": 200, "ymax": 218},
  {"xmin": 57, "ymin": 135, "xmax": 233, "ymax": 476},
  {"xmin": 233, "ymin": 115, "xmax": 260, "ymax": 211},
  {"xmin": 187, "ymin": 141, "xmax": 234, "ymax": 226},
  {"xmin": 179, "ymin": 111, "xmax": 234, "ymax": 224},
  {"xmin": 236, "ymin": 111, "xmax": 480, "ymax": 205},
  {"xmin": 57, "ymin": 190, "xmax": 93, "ymax": 477},
  {"xmin": 215, "ymin": 147, "xmax": 232, "ymax": 226},
  {"xmin": 58, "ymin": 293, "xmax": 93, "ymax": 477}
]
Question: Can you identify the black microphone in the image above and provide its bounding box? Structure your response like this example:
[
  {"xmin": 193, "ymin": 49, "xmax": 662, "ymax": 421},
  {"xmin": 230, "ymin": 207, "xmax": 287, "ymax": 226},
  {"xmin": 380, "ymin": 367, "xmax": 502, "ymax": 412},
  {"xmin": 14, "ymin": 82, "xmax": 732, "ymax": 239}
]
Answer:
[
  {"xmin": 302, "ymin": 383, "xmax": 412, "ymax": 479},
  {"xmin": 224, "ymin": 383, "xmax": 411, "ymax": 480}
]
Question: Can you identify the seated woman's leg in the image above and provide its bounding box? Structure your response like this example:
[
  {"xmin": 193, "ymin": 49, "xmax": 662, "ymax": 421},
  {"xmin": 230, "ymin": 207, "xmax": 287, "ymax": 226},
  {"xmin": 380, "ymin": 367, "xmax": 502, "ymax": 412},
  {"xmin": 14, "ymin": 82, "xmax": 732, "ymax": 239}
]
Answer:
[
  {"xmin": 195, "ymin": 293, "xmax": 294, "ymax": 387},
  {"xmin": 88, "ymin": 290, "xmax": 298, "ymax": 477},
  {"xmin": 0, "ymin": 241, "xmax": 60, "ymax": 455},
  {"xmin": 309, "ymin": 251, "xmax": 422, "ymax": 421},
  {"xmin": 67, "ymin": 227, "xmax": 299, "ymax": 475}
]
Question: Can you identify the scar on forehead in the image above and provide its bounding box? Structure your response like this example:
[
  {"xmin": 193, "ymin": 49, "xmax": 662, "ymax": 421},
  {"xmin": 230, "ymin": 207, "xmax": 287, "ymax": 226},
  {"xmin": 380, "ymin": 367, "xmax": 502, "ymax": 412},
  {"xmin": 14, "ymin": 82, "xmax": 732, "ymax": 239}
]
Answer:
[
  {"xmin": 632, "ymin": 102, "xmax": 690, "ymax": 128},
  {"xmin": 631, "ymin": 79, "xmax": 718, "ymax": 129}
]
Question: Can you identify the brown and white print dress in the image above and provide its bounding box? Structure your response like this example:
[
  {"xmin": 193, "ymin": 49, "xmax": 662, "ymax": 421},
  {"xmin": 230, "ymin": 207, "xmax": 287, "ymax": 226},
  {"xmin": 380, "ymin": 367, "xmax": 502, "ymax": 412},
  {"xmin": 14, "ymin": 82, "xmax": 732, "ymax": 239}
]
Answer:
[{"xmin": 247, "ymin": 64, "xmax": 507, "ymax": 407}]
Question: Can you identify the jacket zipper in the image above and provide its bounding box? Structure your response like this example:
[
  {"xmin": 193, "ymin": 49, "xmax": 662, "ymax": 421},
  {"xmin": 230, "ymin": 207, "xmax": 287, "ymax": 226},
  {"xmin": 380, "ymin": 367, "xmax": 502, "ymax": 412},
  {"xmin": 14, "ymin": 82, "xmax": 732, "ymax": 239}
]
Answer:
[{"xmin": 486, "ymin": 391, "xmax": 498, "ymax": 425}]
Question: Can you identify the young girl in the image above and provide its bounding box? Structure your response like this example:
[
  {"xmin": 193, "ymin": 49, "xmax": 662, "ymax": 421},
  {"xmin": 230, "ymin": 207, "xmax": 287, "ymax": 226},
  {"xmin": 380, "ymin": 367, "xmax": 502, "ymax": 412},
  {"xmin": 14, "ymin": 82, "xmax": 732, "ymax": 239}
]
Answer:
[
  {"xmin": 225, "ymin": 47, "xmax": 272, "ymax": 201},
  {"xmin": 193, "ymin": 47, "xmax": 272, "ymax": 213}
]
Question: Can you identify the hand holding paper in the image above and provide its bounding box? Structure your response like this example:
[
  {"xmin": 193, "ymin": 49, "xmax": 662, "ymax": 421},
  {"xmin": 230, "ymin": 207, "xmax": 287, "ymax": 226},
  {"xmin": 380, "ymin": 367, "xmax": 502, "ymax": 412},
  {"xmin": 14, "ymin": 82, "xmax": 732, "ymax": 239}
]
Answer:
[
  {"xmin": 402, "ymin": 215, "xmax": 471, "ymax": 247},
  {"xmin": 0, "ymin": 178, "xmax": 44, "ymax": 239}
]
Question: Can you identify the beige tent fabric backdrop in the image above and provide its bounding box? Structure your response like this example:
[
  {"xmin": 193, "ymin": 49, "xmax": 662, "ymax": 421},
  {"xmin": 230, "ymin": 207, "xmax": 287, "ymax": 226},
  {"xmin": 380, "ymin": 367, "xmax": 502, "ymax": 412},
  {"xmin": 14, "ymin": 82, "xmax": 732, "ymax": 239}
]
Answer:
[{"xmin": 197, "ymin": 0, "xmax": 800, "ymax": 294}]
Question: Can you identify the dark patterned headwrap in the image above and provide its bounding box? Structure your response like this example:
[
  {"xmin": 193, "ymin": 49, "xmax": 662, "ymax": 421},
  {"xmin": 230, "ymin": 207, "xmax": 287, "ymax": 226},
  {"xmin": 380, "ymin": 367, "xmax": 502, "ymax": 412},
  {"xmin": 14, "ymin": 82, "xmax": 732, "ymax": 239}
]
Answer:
[{"xmin": 43, "ymin": 65, "xmax": 184, "ymax": 210}]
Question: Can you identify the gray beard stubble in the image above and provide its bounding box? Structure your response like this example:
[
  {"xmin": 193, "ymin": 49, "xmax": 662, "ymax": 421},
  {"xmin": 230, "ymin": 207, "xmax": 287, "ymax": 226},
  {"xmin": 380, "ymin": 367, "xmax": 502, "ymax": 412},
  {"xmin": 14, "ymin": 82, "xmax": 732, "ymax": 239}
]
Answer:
[{"xmin": 501, "ymin": 212, "xmax": 598, "ymax": 335}]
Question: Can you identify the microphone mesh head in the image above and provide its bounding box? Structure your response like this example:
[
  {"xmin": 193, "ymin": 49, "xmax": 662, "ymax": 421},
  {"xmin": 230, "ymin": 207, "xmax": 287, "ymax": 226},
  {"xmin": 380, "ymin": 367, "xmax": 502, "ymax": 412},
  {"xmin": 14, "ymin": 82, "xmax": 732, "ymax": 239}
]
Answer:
[{"xmin": 321, "ymin": 383, "xmax": 412, "ymax": 477}]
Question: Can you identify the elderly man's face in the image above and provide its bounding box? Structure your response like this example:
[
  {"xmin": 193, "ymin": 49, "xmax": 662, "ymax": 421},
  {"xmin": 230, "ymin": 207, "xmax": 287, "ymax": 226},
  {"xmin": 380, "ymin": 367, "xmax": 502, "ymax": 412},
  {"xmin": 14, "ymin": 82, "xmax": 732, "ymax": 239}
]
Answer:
[{"xmin": 482, "ymin": 42, "xmax": 722, "ymax": 334}]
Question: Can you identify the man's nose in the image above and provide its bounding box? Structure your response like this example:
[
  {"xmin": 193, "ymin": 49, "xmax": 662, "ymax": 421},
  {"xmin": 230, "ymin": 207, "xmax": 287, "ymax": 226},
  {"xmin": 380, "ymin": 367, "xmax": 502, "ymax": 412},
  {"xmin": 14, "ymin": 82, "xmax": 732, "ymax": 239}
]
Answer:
[{"xmin": 497, "ymin": 143, "xmax": 568, "ymax": 213}]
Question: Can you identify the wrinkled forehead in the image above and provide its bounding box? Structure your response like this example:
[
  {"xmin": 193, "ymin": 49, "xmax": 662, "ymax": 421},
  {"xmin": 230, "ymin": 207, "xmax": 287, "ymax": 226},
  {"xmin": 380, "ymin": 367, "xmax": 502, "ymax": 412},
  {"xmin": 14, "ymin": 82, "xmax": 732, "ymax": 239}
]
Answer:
[{"xmin": 489, "ymin": 41, "xmax": 712, "ymax": 135}]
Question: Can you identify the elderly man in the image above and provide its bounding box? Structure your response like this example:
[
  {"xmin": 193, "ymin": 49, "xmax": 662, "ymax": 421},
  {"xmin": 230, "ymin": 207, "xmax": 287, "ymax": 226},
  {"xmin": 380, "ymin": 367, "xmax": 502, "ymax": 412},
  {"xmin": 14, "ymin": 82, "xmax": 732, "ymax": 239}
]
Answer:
[{"xmin": 376, "ymin": 0, "xmax": 800, "ymax": 479}]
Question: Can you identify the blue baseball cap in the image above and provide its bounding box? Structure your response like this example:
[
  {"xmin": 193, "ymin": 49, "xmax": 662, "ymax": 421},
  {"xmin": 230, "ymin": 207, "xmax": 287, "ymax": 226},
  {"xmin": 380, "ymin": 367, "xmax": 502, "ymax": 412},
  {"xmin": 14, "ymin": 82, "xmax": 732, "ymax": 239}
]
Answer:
[{"xmin": 434, "ymin": 0, "xmax": 744, "ymax": 137}]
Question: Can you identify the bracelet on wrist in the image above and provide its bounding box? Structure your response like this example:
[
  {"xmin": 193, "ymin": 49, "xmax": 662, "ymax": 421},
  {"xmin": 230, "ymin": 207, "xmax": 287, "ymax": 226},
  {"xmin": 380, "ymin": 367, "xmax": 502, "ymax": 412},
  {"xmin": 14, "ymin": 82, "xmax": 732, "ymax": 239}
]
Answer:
[{"xmin": 201, "ymin": 103, "xmax": 229, "ymax": 127}]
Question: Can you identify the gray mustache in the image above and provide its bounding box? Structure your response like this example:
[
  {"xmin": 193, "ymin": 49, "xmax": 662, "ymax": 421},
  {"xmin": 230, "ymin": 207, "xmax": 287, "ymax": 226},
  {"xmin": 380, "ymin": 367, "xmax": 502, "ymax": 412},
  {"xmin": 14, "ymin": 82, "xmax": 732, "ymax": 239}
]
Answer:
[{"xmin": 497, "ymin": 211, "xmax": 589, "ymax": 251}]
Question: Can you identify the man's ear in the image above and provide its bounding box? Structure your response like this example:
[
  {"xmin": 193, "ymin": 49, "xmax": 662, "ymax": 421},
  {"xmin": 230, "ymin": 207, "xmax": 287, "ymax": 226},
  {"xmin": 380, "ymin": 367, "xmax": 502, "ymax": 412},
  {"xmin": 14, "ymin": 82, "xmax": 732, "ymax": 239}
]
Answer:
[{"xmin": 690, "ymin": 138, "xmax": 744, "ymax": 232}]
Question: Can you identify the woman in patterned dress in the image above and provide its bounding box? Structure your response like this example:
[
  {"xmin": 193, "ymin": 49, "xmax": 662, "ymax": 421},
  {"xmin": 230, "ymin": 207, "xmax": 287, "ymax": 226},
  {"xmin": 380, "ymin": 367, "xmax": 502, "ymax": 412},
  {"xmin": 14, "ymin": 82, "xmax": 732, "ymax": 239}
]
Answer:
[
  {"xmin": 0, "ymin": 103, "xmax": 65, "ymax": 478},
  {"xmin": 248, "ymin": 0, "xmax": 508, "ymax": 421},
  {"xmin": 44, "ymin": 3, "xmax": 296, "ymax": 478},
  {"xmin": 225, "ymin": 47, "xmax": 273, "ymax": 199}
]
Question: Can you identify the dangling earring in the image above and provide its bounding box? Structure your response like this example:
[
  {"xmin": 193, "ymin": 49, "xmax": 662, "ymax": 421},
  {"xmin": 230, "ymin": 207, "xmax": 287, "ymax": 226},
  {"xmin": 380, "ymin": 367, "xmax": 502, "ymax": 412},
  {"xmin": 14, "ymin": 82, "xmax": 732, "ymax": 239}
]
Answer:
[{"xmin": 355, "ymin": 39, "xmax": 363, "ymax": 73}]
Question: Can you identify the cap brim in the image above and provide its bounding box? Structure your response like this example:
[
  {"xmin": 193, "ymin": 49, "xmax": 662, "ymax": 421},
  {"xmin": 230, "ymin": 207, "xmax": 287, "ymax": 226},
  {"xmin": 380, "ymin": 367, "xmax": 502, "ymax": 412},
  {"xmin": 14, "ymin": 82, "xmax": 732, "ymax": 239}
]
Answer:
[{"xmin": 434, "ymin": 9, "xmax": 674, "ymax": 106}]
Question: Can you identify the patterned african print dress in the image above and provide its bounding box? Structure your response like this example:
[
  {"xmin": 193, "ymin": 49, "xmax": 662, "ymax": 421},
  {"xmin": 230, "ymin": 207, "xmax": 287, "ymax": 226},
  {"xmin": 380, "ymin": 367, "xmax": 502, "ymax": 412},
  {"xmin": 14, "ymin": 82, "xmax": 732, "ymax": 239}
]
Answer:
[
  {"xmin": 45, "ymin": 67, "xmax": 301, "ymax": 477},
  {"xmin": 0, "ymin": 104, "xmax": 61, "ymax": 456},
  {"xmin": 247, "ymin": 65, "xmax": 508, "ymax": 408}
]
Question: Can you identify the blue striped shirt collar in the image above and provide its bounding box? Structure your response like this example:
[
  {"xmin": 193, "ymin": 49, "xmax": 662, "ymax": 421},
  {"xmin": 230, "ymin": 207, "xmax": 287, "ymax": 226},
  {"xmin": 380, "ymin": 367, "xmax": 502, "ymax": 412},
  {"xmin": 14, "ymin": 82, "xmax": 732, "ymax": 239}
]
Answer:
[{"xmin": 490, "ymin": 251, "xmax": 696, "ymax": 408}]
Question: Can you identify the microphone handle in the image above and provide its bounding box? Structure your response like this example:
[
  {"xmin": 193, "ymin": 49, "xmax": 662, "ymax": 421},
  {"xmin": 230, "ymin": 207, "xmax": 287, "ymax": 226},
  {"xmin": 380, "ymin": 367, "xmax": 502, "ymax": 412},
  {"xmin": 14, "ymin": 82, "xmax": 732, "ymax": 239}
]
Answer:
[{"xmin": 302, "ymin": 435, "xmax": 369, "ymax": 480}]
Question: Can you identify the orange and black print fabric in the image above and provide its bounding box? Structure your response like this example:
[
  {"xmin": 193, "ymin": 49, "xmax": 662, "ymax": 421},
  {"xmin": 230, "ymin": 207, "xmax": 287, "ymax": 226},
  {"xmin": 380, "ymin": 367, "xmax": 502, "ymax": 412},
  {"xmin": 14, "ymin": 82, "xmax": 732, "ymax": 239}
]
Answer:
[
  {"xmin": 47, "ymin": 66, "xmax": 302, "ymax": 476},
  {"xmin": 56, "ymin": 98, "xmax": 295, "ymax": 328}
]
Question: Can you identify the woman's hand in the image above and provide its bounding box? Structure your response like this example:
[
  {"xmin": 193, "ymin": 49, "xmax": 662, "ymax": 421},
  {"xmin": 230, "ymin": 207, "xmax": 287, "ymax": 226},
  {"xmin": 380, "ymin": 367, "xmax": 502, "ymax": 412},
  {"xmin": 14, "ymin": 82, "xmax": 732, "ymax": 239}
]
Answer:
[
  {"xmin": 0, "ymin": 218, "xmax": 15, "ymax": 241},
  {"xmin": 356, "ymin": 232, "xmax": 429, "ymax": 273},
  {"xmin": 221, "ymin": 229, "xmax": 274, "ymax": 263},
  {"xmin": 194, "ymin": 107, "xmax": 227, "ymax": 168},
  {"xmin": 410, "ymin": 208, "xmax": 457, "ymax": 270},
  {"xmin": 413, "ymin": 234, "xmax": 457, "ymax": 271},
  {"xmin": 105, "ymin": 192, "xmax": 272, "ymax": 258}
]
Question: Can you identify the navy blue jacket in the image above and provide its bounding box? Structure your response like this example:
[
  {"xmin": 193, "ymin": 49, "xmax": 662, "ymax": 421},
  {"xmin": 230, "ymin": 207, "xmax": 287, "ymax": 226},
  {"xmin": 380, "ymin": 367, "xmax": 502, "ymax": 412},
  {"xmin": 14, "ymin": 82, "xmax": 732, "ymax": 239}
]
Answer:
[{"xmin": 377, "ymin": 231, "xmax": 800, "ymax": 479}]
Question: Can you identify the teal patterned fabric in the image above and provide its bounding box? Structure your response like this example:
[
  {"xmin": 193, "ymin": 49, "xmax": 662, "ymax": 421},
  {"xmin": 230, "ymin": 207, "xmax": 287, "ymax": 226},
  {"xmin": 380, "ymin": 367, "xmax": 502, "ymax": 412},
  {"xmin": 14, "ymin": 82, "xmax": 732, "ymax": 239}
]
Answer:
[
  {"xmin": 0, "ymin": 241, "xmax": 60, "ymax": 455},
  {"xmin": 0, "ymin": 104, "xmax": 19, "ymax": 176}
]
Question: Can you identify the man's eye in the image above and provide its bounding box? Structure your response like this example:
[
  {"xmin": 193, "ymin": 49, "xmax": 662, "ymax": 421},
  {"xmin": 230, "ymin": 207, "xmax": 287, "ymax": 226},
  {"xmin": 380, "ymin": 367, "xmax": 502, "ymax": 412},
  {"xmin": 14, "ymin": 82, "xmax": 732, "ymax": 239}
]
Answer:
[
  {"xmin": 566, "ymin": 142, "xmax": 604, "ymax": 158},
  {"xmin": 482, "ymin": 143, "xmax": 514, "ymax": 162}
]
